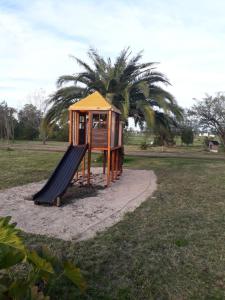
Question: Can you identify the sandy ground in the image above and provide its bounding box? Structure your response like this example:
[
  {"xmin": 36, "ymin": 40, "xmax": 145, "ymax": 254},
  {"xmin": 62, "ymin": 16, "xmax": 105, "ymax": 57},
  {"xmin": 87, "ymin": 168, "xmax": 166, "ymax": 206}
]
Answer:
[{"xmin": 0, "ymin": 168, "xmax": 157, "ymax": 241}]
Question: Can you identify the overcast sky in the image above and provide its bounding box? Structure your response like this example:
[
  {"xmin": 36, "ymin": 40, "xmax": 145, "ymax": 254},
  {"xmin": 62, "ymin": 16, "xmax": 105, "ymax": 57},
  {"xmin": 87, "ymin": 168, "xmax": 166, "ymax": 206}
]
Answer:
[{"xmin": 1, "ymin": 0, "xmax": 225, "ymax": 110}]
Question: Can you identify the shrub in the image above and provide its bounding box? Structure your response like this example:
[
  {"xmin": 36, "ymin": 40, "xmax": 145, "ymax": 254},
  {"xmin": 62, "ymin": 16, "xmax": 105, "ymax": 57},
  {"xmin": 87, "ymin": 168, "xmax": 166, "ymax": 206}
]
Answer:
[
  {"xmin": 140, "ymin": 141, "xmax": 148, "ymax": 150},
  {"xmin": 181, "ymin": 127, "xmax": 194, "ymax": 145},
  {"xmin": 0, "ymin": 216, "xmax": 86, "ymax": 299},
  {"xmin": 94, "ymin": 154, "xmax": 104, "ymax": 163}
]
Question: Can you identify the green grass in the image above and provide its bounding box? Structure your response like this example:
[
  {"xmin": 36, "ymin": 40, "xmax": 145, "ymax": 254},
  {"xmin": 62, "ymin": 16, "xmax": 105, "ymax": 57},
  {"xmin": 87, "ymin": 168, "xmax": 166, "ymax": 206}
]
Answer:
[
  {"xmin": 0, "ymin": 149, "xmax": 101, "ymax": 190},
  {"xmin": 3, "ymin": 138, "xmax": 223, "ymax": 157},
  {"xmin": 124, "ymin": 132, "xmax": 207, "ymax": 146},
  {"xmin": 0, "ymin": 140, "xmax": 68, "ymax": 147},
  {"xmin": 125, "ymin": 144, "xmax": 207, "ymax": 153},
  {"xmin": 0, "ymin": 149, "xmax": 63, "ymax": 189},
  {"xmin": 2, "ymin": 149, "xmax": 225, "ymax": 298}
]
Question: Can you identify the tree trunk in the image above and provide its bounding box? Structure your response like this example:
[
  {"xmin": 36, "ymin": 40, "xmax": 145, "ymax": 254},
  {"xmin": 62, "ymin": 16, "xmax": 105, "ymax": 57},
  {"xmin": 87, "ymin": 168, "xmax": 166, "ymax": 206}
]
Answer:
[{"xmin": 218, "ymin": 132, "xmax": 225, "ymax": 149}]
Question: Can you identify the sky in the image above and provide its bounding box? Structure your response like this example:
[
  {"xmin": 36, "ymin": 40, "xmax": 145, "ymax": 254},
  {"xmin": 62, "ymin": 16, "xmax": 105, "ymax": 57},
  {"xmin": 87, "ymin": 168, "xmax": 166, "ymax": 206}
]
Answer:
[{"xmin": 1, "ymin": 0, "xmax": 225, "ymax": 111}]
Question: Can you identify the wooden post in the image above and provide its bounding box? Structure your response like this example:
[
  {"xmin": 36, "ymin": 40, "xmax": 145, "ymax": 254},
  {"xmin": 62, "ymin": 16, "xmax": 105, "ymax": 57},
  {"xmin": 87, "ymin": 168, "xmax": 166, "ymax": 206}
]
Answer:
[
  {"xmin": 111, "ymin": 150, "xmax": 115, "ymax": 181},
  {"xmin": 120, "ymin": 148, "xmax": 123, "ymax": 174},
  {"xmin": 115, "ymin": 149, "xmax": 119, "ymax": 179},
  {"xmin": 103, "ymin": 150, "xmax": 106, "ymax": 174},
  {"xmin": 118, "ymin": 149, "xmax": 121, "ymax": 176},
  {"xmin": 69, "ymin": 110, "xmax": 72, "ymax": 144},
  {"xmin": 76, "ymin": 112, "xmax": 79, "ymax": 145},
  {"xmin": 82, "ymin": 155, "xmax": 85, "ymax": 178},
  {"xmin": 87, "ymin": 112, "xmax": 92, "ymax": 185},
  {"xmin": 107, "ymin": 111, "xmax": 112, "ymax": 186}
]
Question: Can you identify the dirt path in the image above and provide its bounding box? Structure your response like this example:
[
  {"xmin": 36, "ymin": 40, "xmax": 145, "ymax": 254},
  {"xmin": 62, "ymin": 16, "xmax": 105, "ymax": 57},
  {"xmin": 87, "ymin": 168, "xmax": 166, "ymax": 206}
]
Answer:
[{"xmin": 0, "ymin": 168, "xmax": 157, "ymax": 241}]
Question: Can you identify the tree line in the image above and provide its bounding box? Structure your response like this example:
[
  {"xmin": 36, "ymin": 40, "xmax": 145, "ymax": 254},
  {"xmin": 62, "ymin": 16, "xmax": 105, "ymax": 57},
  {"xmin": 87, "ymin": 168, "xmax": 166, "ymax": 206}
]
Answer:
[{"xmin": 0, "ymin": 102, "xmax": 68, "ymax": 143}]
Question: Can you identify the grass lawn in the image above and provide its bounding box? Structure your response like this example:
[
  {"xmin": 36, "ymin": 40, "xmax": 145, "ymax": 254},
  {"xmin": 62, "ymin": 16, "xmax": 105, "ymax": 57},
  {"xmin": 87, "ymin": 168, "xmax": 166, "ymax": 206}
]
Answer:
[
  {"xmin": 125, "ymin": 144, "xmax": 206, "ymax": 153},
  {"xmin": 2, "ymin": 149, "xmax": 225, "ymax": 298},
  {"xmin": 0, "ymin": 149, "xmax": 63, "ymax": 189},
  {"xmin": 2, "ymin": 139, "xmax": 225, "ymax": 158}
]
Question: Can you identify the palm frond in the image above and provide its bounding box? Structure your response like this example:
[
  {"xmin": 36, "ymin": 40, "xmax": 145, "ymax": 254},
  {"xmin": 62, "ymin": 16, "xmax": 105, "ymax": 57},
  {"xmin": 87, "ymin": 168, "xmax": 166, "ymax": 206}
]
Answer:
[
  {"xmin": 70, "ymin": 55, "xmax": 95, "ymax": 74},
  {"xmin": 47, "ymin": 47, "xmax": 182, "ymax": 130},
  {"xmin": 57, "ymin": 75, "xmax": 78, "ymax": 87}
]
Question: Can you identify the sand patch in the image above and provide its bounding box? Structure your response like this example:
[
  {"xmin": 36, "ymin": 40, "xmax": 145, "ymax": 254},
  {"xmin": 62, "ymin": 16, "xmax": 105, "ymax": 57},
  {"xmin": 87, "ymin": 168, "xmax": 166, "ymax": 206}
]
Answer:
[{"xmin": 0, "ymin": 168, "xmax": 157, "ymax": 241}]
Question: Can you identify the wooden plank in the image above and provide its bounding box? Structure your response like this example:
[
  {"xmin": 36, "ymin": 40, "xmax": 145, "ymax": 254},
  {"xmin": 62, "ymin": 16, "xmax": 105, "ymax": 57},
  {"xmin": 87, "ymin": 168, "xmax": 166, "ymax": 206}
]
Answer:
[
  {"xmin": 91, "ymin": 128, "xmax": 108, "ymax": 147},
  {"xmin": 91, "ymin": 147, "xmax": 108, "ymax": 151},
  {"xmin": 111, "ymin": 146, "xmax": 123, "ymax": 150}
]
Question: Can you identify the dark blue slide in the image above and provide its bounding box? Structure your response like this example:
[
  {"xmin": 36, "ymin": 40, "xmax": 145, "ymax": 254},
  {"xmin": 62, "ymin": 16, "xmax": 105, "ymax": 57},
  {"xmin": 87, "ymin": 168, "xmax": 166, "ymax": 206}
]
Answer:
[{"xmin": 33, "ymin": 144, "xmax": 88, "ymax": 205}]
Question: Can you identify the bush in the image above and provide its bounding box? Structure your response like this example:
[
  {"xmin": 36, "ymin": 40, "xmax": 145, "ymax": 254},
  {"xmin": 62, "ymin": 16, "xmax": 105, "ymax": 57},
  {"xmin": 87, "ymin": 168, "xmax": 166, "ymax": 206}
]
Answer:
[
  {"xmin": 140, "ymin": 141, "xmax": 148, "ymax": 150},
  {"xmin": 153, "ymin": 134, "xmax": 175, "ymax": 146},
  {"xmin": 94, "ymin": 154, "xmax": 104, "ymax": 163},
  {"xmin": 0, "ymin": 216, "xmax": 86, "ymax": 299},
  {"xmin": 181, "ymin": 127, "xmax": 194, "ymax": 145}
]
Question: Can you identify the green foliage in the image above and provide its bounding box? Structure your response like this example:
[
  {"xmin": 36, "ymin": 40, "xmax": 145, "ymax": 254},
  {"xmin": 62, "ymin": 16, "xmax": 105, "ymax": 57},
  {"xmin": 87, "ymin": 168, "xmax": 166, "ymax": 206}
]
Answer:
[
  {"xmin": 94, "ymin": 154, "xmax": 103, "ymax": 163},
  {"xmin": 0, "ymin": 216, "xmax": 86, "ymax": 300},
  {"xmin": 175, "ymin": 239, "xmax": 189, "ymax": 247},
  {"xmin": 0, "ymin": 101, "xmax": 17, "ymax": 142},
  {"xmin": 140, "ymin": 141, "xmax": 148, "ymax": 150},
  {"xmin": 46, "ymin": 47, "xmax": 183, "ymax": 130},
  {"xmin": 153, "ymin": 130, "xmax": 175, "ymax": 146},
  {"xmin": 15, "ymin": 104, "xmax": 42, "ymax": 140},
  {"xmin": 190, "ymin": 93, "xmax": 225, "ymax": 147},
  {"xmin": 153, "ymin": 112, "xmax": 177, "ymax": 146},
  {"xmin": 181, "ymin": 127, "xmax": 194, "ymax": 145},
  {"xmin": 63, "ymin": 261, "xmax": 87, "ymax": 292},
  {"xmin": 0, "ymin": 216, "xmax": 25, "ymax": 269}
]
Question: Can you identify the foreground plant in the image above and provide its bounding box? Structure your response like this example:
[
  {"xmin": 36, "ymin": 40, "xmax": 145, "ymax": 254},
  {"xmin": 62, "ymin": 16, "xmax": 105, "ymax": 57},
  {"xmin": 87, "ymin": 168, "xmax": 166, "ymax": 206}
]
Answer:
[{"xmin": 0, "ymin": 216, "xmax": 86, "ymax": 299}]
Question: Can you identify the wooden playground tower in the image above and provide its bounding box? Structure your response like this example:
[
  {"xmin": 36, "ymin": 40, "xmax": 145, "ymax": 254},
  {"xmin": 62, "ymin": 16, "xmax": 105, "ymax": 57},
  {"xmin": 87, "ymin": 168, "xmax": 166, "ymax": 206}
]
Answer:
[{"xmin": 68, "ymin": 91, "xmax": 123, "ymax": 186}]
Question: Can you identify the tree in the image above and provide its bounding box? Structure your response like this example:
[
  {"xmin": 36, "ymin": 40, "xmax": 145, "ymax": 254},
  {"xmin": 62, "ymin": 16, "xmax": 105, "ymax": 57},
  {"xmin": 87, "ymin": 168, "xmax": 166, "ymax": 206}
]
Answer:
[
  {"xmin": 27, "ymin": 89, "xmax": 50, "ymax": 144},
  {"xmin": 153, "ymin": 111, "xmax": 178, "ymax": 146},
  {"xmin": 0, "ymin": 102, "xmax": 17, "ymax": 143},
  {"xmin": 180, "ymin": 109, "xmax": 200, "ymax": 135},
  {"xmin": 181, "ymin": 127, "xmax": 194, "ymax": 145},
  {"xmin": 190, "ymin": 93, "xmax": 225, "ymax": 146},
  {"xmin": 46, "ymin": 48, "xmax": 182, "ymax": 130},
  {"xmin": 16, "ymin": 104, "xmax": 41, "ymax": 140}
]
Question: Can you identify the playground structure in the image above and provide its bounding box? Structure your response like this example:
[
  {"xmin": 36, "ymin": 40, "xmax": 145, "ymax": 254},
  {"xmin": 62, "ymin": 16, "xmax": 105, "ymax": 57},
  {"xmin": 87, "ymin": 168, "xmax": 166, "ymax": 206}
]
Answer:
[
  {"xmin": 33, "ymin": 91, "xmax": 123, "ymax": 205},
  {"xmin": 69, "ymin": 91, "xmax": 123, "ymax": 186}
]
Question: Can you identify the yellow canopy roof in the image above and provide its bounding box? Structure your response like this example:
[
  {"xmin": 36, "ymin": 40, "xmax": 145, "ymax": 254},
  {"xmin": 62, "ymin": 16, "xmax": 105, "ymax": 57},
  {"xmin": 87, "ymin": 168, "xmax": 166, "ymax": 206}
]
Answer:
[{"xmin": 68, "ymin": 91, "xmax": 121, "ymax": 114}]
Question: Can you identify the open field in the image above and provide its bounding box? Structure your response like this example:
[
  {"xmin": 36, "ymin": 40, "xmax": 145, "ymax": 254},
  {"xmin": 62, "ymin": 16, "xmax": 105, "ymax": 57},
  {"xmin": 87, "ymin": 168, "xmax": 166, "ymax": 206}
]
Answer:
[
  {"xmin": 1, "ymin": 139, "xmax": 225, "ymax": 160},
  {"xmin": 124, "ymin": 132, "xmax": 212, "ymax": 146},
  {"xmin": 1, "ymin": 149, "xmax": 225, "ymax": 298}
]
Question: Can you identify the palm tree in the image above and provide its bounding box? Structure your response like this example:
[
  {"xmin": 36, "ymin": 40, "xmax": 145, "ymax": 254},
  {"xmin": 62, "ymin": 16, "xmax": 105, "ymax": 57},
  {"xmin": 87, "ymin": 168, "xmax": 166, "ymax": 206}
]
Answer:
[{"xmin": 46, "ymin": 48, "xmax": 182, "ymax": 128}]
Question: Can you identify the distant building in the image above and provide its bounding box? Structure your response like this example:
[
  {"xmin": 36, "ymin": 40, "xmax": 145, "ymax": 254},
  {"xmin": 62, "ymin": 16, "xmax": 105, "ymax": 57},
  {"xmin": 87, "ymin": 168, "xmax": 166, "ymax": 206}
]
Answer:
[
  {"xmin": 199, "ymin": 132, "xmax": 215, "ymax": 138},
  {"xmin": 209, "ymin": 140, "xmax": 219, "ymax": 153}
]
